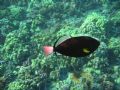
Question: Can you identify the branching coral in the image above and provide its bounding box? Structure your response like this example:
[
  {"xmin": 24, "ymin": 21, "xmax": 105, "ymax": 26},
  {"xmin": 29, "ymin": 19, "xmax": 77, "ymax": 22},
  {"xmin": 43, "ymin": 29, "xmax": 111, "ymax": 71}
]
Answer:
[
  {"xmin": 0, "ymin": 0, "xmax": 120, "ymax": 90},
  {"xmin": 8, "ymin": 80, "xmax": 26, "ymax": 90},
  {"xmin": 111, "ymin": 10, "xmax": 120, "ymax": 25},
  {"xmin": 108, "ymin": 37, "xmax": 120, "ymax": 57},
  {"xmin": 79, "ymin": 12, "xmax": 107, "ymax": 39},
  {"xmin": 2, "ymin": 31, "xmax": 29, "ymax": 64},
  {"xmin": 56, "ymin": 12, "xmax": 107, "ymax": 41}
]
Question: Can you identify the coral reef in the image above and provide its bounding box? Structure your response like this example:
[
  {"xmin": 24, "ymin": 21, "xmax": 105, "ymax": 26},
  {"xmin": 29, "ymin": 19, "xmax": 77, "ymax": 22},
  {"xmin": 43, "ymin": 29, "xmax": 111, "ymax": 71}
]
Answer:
[{"xmin": 0, "ymin": 0, "xmax": 120, "ymax": 90}]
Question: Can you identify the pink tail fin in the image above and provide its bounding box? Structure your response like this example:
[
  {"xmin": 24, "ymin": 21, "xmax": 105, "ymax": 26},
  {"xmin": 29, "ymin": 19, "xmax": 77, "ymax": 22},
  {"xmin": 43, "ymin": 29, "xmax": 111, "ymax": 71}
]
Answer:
[{"xmin": 43, "ymin": 46, "xmax": 53, "ymax": 56}]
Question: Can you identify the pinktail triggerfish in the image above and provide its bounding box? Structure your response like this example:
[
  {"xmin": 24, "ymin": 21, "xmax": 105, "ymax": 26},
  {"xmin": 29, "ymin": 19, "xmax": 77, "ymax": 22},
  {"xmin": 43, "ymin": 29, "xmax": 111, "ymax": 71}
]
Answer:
[{"xmin": 43, "ymin": 36, "xmax": 100, "ymax": 57}]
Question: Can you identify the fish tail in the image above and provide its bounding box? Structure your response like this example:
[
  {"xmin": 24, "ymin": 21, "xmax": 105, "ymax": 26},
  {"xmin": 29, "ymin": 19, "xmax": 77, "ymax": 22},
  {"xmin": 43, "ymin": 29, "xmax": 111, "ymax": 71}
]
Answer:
[{"xmin": 43, "ymin": 46, "xmax": 53, "ymax": 56}]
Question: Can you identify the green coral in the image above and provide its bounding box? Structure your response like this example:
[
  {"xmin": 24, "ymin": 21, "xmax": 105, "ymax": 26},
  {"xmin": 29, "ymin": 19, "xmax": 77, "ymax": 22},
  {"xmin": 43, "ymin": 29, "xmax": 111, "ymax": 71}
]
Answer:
[
  {"xmin": 2, "ymin": 31, "xmax": 29, "ymax": 63},
  {"xmin": 0, "ymin": 9, "xmax": 8, "ymax": 18},
  {"xmin": 8, "ymin": 80, "xmax": 26, "ymax": 90},
  {"xmin": 0, "ymin": 0, "xmax": 120, "ymax": 90},
  {"xmin": 1, "ymin": 22, "xmax": 32, "ymax": 64},
  {"xmin": 56, "ymin": 25, "xmax": 80, "ymax": 37},
  {"xmin": 113, "ymin": 66, "xmax": 120, "ymax": 84},
  {"xmin": 9, "ymin": 5, "xmax": 21, "ymax": 15},
  {"xmin": 115, "ymin": 77, "xmax": 120, "ymax": 84},
  {"xmin": 8, "ymin": 5, "xmax": 24, "ymax": 19},
  {"xmin": 108, "ymin": 37, "xmax": 120, "ymax": 56},
  {"xmin": 41, "ymin": 0, "xmax": 54, "ymax": 7},
  {"xmin": 79, "ymin": 12, "xmax": 107, "ymax": 39},
  {"xmin": 57, "ymin": 12, "xmax": 107, "ymax": 40},
  {"xmin": 111, "ymin": 10, "xmax": 120, "ymax": 25}
]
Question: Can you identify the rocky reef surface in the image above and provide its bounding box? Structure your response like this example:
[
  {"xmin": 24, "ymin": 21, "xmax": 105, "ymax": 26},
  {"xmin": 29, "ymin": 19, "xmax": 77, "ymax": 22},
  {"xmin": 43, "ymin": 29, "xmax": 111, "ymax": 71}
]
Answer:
[{"xmin": 0, "ymin": 0, "xmax": 120, "ymax": 90}]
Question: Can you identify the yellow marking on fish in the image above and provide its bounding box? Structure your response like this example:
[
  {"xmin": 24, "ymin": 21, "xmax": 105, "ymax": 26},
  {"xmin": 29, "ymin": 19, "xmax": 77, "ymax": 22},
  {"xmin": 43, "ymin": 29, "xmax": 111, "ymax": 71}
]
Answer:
[{"xmin": 83, "ymin": 48, "xmax": 90, "ymax": 53}]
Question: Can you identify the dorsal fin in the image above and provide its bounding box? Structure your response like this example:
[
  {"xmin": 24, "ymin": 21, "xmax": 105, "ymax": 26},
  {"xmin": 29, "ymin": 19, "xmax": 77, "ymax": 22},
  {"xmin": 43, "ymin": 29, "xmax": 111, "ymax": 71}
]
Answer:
[{"xmin": 54, "ymin": 35, "xmax": 71, "ymax": 48}]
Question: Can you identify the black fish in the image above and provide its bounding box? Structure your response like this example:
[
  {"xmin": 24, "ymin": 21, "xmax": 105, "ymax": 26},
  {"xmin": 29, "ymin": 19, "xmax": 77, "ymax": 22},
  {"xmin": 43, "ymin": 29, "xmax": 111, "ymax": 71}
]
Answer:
[{"xmin": 43, "ymin": 36, "xmax": 100, "ymax": 57}]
